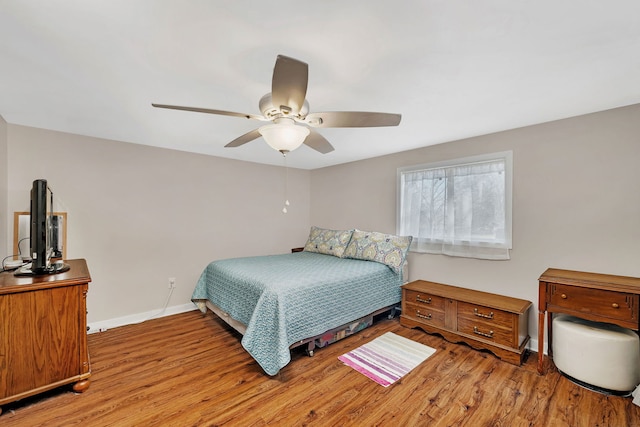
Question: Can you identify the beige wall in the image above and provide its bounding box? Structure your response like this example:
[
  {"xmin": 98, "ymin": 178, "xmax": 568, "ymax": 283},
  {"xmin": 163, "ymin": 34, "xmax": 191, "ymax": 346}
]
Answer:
[
  {"xmin": 6, "ymin": 125, "xmax": 311, "ymax": 324},
  {"xmin": 4, "ymin": 104, "xmax": 639, "ymax": 342},
  {"xmin": 310, "ymin": 104, "xmax": 640, "ymax": 341},
  {"xmin": 0, "ymin": 115, "xmax": 7, "ymax": 259}
]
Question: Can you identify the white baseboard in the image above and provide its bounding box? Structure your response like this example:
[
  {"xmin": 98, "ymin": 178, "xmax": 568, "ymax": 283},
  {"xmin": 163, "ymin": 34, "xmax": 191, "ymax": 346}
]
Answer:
[
  {"xmin": 87, "ymin": 302, "xmax": 198, "ymax": 334},
  {"xmin": 529, "ymin": 336, "xmax": 545, "ymax": 355}
]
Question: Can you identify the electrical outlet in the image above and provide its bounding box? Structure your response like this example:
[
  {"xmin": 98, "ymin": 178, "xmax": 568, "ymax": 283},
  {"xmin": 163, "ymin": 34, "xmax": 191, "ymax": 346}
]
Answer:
[{"xmin": 168, "ymin": 277, "xmax": 176, "ymax": 289}]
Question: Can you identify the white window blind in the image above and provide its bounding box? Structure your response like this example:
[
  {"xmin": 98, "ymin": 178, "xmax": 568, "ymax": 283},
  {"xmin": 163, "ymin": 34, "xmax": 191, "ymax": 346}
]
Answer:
[{"xmin": 397, "ymin": 151, "xmax": 512, "ymax": 260}]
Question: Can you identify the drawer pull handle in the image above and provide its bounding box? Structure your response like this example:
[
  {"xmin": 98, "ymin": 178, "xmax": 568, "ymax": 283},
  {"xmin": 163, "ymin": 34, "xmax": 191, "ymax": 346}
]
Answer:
[
  {"xmin": 612, "ymin": 303, "xmax": 619, "ymax": 309},
  {"xmin": 416, "ymin": 311, "xmax": 432, "ymax": 320},
  {"xmin": 473, "ymin": 326, "xmax": 494, "ymax": 338},
  {"xmin": 561, "ymin": 294, "xmax": 567, "ymax": 299},
  {"xmin": 474, "ymin": 308, "xmax": 494, "ymax": 319},
  {"xmin": 416, "ymin": 296, "xmax": 432, "ymax": 304}
]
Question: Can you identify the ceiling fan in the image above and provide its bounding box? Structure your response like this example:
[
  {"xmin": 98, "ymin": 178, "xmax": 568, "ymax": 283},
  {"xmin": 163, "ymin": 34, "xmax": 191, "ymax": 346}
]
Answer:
[{"xmin": 152, "ymin": 55, "xmax": 401, "ymax": 155}]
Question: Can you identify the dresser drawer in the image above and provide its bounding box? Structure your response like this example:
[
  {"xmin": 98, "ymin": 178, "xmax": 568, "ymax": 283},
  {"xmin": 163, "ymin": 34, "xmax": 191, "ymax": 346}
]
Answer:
[
  {"xmin": 457, "ymin": 301, "xmax": 514, "ymax": 328},
  {"xmin": 457, "ymin": 317, "xmax": 515, "ymax": 347},
  {"xmin": 404, "ymin": 289, "xmax": 446, "ymax": 311},
  {"xmin": 549, "ymin": 284, "xmax": 638, "ymax": 323},
  {"xmin": 403, "ymin": 303, "xmax": 445, "ymax": 328}
]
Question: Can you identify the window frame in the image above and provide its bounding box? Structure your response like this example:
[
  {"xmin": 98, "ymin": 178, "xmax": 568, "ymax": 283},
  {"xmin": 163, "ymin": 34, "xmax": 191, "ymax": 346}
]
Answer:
[{"xmin": 396, "ymin": 151, "xmax": 513, "ymax": 260}]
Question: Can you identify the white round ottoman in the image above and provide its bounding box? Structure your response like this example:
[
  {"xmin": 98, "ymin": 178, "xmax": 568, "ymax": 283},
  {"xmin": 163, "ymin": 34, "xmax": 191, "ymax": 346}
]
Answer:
[{"xmin": 552, "ymin": 314, "xmax": 640, "ymax": 393}]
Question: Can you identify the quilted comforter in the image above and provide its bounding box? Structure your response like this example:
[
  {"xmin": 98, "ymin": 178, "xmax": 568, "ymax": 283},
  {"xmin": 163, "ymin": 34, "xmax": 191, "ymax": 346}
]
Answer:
[{"xmin": 191, "ymin": 251, "xmax": 403, "ymax": 375}]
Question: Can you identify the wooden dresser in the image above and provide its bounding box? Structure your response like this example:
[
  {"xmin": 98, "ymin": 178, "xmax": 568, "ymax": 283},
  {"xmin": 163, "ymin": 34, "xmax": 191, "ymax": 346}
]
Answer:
[
  {"xmin": 0, "ymin": 259, "xmax": 91, "ymax": 414},
  {"xmin": 400, "ymin": 280, "xmax": 532, "ymax": 365},
  {"xmin": 537, "ymin": 268, "xmax": 640, "ymax": 374}
]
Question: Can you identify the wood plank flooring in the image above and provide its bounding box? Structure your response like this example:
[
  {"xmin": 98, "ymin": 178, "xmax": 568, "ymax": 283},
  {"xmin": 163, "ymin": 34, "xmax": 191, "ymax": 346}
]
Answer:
[{"xmin": 1, "ymin": 310, "xmax": 639, "ymax": 426}]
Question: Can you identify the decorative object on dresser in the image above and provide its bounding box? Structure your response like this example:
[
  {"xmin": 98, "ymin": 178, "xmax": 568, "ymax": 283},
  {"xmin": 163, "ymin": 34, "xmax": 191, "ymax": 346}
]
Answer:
[
  {"xmin": 13, "ymin": 211, "xmax": 67, "ymax": 261},
  {"xmin": 0, "ymin": 259, "xmax": 91, "ymax": 415},
  {"xmin": 537, "ymin": 268, "xmax": 640, "ymax": 375},
  {"xmin": 400, "ymin": 280, "xmax": 532, "ymax": 365}
]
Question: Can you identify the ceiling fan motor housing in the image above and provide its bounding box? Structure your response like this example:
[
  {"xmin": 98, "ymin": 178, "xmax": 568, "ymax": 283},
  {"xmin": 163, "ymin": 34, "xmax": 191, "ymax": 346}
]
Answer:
[{"xmin": 259, "ymin": 93, "xmax": 309, "ymax": 120}]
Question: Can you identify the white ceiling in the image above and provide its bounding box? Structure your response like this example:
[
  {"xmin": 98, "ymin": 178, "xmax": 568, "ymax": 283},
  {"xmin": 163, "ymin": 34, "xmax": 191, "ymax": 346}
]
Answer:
[{"xmin": 1, "ymin": 1, "xmax": 639, "ymax": 170}]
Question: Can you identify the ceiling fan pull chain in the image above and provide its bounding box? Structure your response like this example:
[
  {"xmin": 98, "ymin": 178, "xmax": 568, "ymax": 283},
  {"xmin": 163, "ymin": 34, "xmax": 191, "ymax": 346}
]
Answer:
[{"xmin": 282, "ymin": 152, "xmax": 290, "ymax": 214}]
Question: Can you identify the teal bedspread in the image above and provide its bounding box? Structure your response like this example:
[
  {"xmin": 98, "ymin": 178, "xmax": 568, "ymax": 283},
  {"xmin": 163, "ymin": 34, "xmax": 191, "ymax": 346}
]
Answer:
[{"xmin": 191, "ymin": 251, "xmax": 403, "ymax": 375}]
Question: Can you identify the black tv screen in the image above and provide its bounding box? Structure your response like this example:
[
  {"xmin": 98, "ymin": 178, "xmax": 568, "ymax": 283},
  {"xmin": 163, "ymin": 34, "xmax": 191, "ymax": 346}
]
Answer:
[
  {"xmin": 30, "ymin": 179, "xmax": 52, "ymax": 274},
  {"xmin": 15, "ymin": 179, "xmax": 69, "ymax": 276}
]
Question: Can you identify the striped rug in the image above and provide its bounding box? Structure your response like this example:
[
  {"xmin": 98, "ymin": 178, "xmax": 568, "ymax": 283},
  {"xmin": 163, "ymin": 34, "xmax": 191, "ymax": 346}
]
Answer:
[{"xmin": 338, "ymin": 332, "xmax": 436, "ymax": 387}]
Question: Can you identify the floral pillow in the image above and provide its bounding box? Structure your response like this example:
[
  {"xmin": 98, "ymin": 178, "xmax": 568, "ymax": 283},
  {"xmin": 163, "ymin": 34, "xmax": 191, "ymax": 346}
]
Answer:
[
  {"xmin": 303, "ymin": 226, "xmax": 354, "ymax": 258},
  {"xmin": 344, "ymin": 230, "xmax": 413, "ymax": 273}
]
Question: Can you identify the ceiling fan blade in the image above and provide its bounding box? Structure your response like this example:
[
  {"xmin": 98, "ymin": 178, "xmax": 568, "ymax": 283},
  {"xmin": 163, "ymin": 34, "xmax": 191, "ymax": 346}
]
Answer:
[
  {"xmin": 224, "ymin": 129, "xmax": 262, "ymax": 148},
  {"xmin": 271, "ymin": 55, "xmax": 308, "ymax": 115},
  {"xmin": 303, "ymin": 129, "xmax": 335, "ymax": 154},
  {"xmin": 303, "ymin": 111, "xmax": 401, "ymax": 128},
  {"xmin": 152, "ymin": 103, "xmax": 265, "ymax": 121}
]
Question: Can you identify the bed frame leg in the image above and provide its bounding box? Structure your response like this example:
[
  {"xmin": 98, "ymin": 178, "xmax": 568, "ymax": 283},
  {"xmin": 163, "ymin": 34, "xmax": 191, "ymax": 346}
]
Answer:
[
  {"xmin": 306, "ymin": 341, "xmax": 315, "ymax": 357},
  {"xmin": 388, "ymin": 306, "xmax": 400, "ymax": 319}
]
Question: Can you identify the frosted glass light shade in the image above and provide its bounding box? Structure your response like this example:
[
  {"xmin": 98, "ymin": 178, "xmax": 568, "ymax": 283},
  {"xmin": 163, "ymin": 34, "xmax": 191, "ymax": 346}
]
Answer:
[{"xmin": 259, "ymin": 122, "xmax": 310, "ymax": 152}]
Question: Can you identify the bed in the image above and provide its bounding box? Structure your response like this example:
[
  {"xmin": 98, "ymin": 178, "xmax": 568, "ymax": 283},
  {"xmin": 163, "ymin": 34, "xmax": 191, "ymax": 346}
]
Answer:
[{"xmin": 191, "ymin": 227, "xmax": 412, "ymax": 375}]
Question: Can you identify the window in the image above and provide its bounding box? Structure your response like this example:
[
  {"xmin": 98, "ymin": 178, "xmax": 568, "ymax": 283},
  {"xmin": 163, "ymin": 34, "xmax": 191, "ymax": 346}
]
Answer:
[{"xmin": 397, "ymin": 151, "xmax": 512, "ymax": 260}]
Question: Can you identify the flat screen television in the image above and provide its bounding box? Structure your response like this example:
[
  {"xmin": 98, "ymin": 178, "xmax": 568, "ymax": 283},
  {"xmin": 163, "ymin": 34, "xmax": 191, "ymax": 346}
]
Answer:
[{"xmin": 15, "ymin": 179, "xmax": 70, "ymax": 276}]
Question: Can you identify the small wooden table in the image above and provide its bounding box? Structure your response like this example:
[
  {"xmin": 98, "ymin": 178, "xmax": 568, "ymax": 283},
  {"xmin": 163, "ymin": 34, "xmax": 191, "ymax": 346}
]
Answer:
[{"xmin": 537, "ymin": 268, "xmax": 640, "ymax": 374}]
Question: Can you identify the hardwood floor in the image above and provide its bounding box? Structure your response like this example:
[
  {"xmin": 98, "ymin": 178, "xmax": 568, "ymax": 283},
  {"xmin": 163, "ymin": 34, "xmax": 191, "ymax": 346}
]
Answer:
[{"xmin": 1, "ymin": 310, "xmax": 639, "ymax": 426}]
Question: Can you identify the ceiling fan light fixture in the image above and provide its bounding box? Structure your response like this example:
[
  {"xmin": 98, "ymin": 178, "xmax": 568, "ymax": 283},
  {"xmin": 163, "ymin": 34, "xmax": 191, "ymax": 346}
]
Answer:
[{"xmin": 259, "ymin": 119, "xmax": 310, "ymax": 153}]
